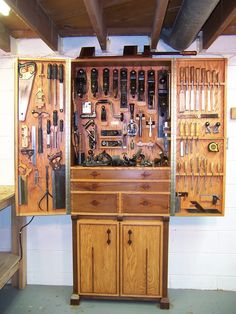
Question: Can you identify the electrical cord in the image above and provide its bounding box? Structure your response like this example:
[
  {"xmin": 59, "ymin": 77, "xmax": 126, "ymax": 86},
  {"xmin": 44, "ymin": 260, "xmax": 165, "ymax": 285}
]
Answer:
[{"xmin": 19, "ymin": 216, "xmax": 35, "ymax": 262}]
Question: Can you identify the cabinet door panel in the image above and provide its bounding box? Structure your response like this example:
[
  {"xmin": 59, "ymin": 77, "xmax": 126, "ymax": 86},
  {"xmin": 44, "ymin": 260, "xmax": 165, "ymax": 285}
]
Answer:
[
  {"xmin": 78, "ymin": 221, "xmax": 118, "ymax": 295},
  {"xmin": 121, "ymin": 222, "xmax": 163, "ymax": 297}
]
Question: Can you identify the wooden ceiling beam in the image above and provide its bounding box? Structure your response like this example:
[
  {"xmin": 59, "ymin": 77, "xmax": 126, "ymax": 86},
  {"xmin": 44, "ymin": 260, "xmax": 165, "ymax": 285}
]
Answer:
[
  {"xmin": 82, "ymin": 0, "xmax": 107, "ymax": 50},
  {"xmin": 202, "ymin": 0, "xmax": 236, "ymax": 49},
  {"xmin": 59, "ymin": 27, "xmax": 151, "ymax": 37},
  {"xmin": 4, "ymin": 0, "xmax": 59, "ymax": 51},
  {"xmin": 0, "ymin": 22, "xmax": 10, "ymax": 52},
  {"xmin": 150, "ymin": 0, "xmax": 169, "ymax": 49}
]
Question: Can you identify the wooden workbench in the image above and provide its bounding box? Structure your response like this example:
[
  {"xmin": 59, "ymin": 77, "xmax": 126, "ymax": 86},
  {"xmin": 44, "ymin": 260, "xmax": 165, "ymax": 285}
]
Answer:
[{"xmin": 0, "ymin": 186, "xmax": 26, "ymax": 289}]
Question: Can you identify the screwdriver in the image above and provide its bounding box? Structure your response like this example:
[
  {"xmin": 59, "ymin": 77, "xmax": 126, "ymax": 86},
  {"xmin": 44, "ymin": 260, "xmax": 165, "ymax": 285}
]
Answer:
[
  {"xmin": 59, "ymin": 119, "xmax": 64, "ymax": 142},
  {"xmin": 52, "ymin": 64, "xmax": 58, "ymax": 107},
  {"xmin": 46, "ymin": 119, "xmax": 51, "ymax": 148},
  {"xmin": 53, "ymin": 110, "xmax": 58, "ymax": 148}
]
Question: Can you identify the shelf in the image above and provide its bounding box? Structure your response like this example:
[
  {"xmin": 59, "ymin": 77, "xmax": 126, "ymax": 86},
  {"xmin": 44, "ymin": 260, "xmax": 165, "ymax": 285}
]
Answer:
[{"xmin": 0, "ymin": 252, "xmax": 20, "ymax": 289}]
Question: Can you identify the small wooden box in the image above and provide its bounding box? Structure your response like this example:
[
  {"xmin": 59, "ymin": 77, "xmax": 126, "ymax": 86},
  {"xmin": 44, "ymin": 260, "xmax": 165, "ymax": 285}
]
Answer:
[{"xmin": 230, "ymin": 108, "xmax": 236, "ymax": 119}]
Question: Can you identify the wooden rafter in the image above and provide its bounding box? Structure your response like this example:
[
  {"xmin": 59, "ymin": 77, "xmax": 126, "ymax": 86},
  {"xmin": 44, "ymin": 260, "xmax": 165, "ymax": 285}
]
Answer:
[
  {"xmin": 82, "ymin": 0, "xmax": 107, "ymax": 51},
  {"xmin": 5, "ymin": 0, "xmax": 59, "ymax": 51},
  {"xmin": 59, "ymin": 27, "xmax": 152, "ymax": 37},
  {"xmin": 0, "ymin": 22, "xmax": 10, "ymax": 52},
  {"xmin": 202, "ymin": 0, "xmax": 236, "ymax": 49},
  {"xmin": 151, "ymin": 0, "xmax": 169, "ymax": 50}
]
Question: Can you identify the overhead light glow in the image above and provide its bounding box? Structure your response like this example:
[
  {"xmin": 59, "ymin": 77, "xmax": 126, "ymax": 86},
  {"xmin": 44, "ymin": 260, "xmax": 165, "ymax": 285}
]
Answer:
[{"xmin": 0, "ymin": 0, "xmax": 11, "ymax": 16}]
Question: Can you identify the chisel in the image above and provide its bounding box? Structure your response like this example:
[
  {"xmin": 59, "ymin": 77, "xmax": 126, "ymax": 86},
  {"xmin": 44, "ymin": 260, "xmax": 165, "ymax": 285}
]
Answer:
[
  {"xmin": 212, "ymin": 70, "xmax": 216, "ymax": 111},
  {"xmin": 201, "ymin": 68, "xmax": 206, "ymax": 111},
  {"xmin": 59, "ymin": 119, "xmax": 64, "ymax": 142},
  {"xmin": 46, "ymin": 119, "xmax": 51, "ymax": 148},
  {"xmin": 184, "ymin": 121, "xmax": 189, "ymax": 155},
  {"xmin": 53, "ymin": 110, "xmax": 58, "ymax": 148},
  {"xmin": 185, "ymin": 67, "xmax": 190, "ymax": 111},
  {"xmin": 47, "ymin": 64, "xmax": 52, "ymax": 105},
  {"xmin": 52, "ymin": 64, "xmax": 58, "ymax": 107},
  {"xmin": 31, "ymin": 126, "xmax": 36, "ymax": 166},
  {"xmin": 179, "ymin": 121, "xmax": 184, "ymax": 157},
  {"xmin": 196, "ymin": 157, "xmax": 200, "ymax": 193},
  {"xmin": 206, "ymin": 70, "xmax": 211, "ymax": 112},
  {"xmin": 195, "ymin": 122, "xmax": 199, "ymax": 150},
  {"xmin": 59, "ymin": 64, "xmax": 64, "ymax": 112},
  {"xmin": 190, "ymin": 66, "xmax": 195, "ymax": 111},
  {"xmin": 195, "ymin": 68, "xmax": 200, "ymax": 111},
  {"xmin": 190, "ymin": 122, "xmax": 194, "ymax": 154},
  {"xmin": 179, "ymin": 67, "xmax": 185, "ymax": 112},
  {"xmin": 190, "ymin": 158, "xmax": 194, "ymax": 191},
  {"xmin": 184, "ymin": 160, "xmax": 188, "ymax": 190}
]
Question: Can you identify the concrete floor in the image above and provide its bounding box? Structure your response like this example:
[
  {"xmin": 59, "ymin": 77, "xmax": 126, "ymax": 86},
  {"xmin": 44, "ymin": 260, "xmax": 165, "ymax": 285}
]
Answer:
[{"xmin": 0, "ymin": 286, "xmax": 236, "ymax": 314}]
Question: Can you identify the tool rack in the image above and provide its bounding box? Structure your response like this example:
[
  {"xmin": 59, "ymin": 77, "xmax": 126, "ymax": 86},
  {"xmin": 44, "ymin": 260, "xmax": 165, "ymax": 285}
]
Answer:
[
  {"xmin": 15, "ymin": 58, "xmax": 68, "ymax": 216},
  {"xmin": 175, "ymin": 59, "xmax": 227, "ymax": 216}
]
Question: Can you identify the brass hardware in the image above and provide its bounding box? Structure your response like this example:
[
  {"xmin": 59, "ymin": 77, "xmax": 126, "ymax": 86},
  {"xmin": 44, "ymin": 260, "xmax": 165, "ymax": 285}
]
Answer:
[
  {"xmin": 128, "ymin": 229, "xmax": 132, "ymax": 245},
  {"xmin": 106, "ymin": 229, "xmax": 111, "ymax": 245}
]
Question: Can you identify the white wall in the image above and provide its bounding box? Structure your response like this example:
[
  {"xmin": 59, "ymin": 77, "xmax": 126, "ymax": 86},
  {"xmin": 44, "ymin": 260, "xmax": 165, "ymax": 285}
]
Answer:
[{"xmin": 1, "ymin": 35, "xmax": 236, "ymax": 290}]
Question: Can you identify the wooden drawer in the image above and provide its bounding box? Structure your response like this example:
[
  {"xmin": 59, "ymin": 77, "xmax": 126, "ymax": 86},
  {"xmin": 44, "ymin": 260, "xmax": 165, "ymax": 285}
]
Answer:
[
  {"xmin": 122, "ymin": 193, "xmax": 169, "ymax": 214},
  {"xmin": 71, "ymin": 181, "xmax": 170, "ymax": 192},
  {"xmin": 71, "ymin": 167, "xmax": 170, "ymax": 180},
  {"xmin": 71, "ymin": 193, "xmax": 118, "ymax": 213}
]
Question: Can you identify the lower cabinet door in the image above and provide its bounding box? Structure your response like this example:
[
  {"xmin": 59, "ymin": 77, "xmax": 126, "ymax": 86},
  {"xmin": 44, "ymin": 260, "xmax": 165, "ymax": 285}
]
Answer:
[
  {"xmin": 120, "ymin": 221, "xmax": 163, "ymax": 297},
  {"xmin": 78, "ymin": 220, "xmax": 119, "ymax": 295}
]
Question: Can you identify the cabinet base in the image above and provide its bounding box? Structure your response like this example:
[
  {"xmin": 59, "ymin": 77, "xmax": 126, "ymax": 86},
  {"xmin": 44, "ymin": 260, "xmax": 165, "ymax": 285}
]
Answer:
[
  {"xmin": 70, "ymin": 294, "xmax": 80, "ymax": 305},
  {"xmin": 160, "ymin": 297, "xmax": 170, "ymax": 309},
  {"xmin": 70, "ymin": 294, "xmax": 170, "ymax": 309}
]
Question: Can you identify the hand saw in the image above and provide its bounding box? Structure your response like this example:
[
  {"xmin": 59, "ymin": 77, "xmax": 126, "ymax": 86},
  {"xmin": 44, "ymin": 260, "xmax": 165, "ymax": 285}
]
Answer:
[{"xmin": 18, "ymin": 62, "xmax": 37, "ymax": 121}]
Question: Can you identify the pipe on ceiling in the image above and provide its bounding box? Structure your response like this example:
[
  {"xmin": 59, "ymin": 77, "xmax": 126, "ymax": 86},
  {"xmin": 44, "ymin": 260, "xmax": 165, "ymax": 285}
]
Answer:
[{"xmin": 161, "ymin": 0, "xmax": 220, "ymax": 51}]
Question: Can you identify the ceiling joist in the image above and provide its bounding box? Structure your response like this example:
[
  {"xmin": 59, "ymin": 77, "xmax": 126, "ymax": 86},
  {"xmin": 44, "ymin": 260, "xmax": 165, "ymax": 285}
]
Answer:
[
  {"xmin": 151, "ymin": 0, "xmax": 169, "ymax": 49},
  {"xmin": 5, "ymin": 0, "xmax": 59, "ymax": 51},
  {"xmin": 59, "ymin": 27, "xmax": 152, "ymax": 37},
  {"xmin": 82, "ymin": 0, "xmax": 107, "ymax": 51},
  {"xmin": 202, "ymin": 0, "xmax": 236, "ymax": 49},
  {"xmin": 0, "ymin": 22, "xmax": 10, "ymax": 52}
]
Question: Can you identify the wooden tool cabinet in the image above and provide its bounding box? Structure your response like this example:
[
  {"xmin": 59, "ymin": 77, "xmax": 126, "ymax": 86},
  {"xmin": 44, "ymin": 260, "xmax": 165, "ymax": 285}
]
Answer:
[{"xmin": 14, "ymin": 56, "xmax": 227, "ymax": 309}]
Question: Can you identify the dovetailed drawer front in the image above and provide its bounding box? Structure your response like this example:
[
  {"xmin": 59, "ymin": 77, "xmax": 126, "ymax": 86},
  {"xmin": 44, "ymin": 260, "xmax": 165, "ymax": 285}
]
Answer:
[
  {"xmin": 122, "ymin": 194, "xmax": 169, "ymax": 214},
  {"xmin": 71, "ymin": 193, "xmax": 118, "ymax": 213},
  {"xmin": 71, "ymin": 167, "xmax": 170, "ymax": 180},
  {"xmin": 71, "ymin": 181, "xmax": 170, "ymax": 192}
]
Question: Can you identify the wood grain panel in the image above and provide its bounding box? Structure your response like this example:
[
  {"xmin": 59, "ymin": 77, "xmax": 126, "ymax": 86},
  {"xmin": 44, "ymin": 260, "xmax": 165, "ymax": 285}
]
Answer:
[
  {"xmin": 71, "ymin": 193, "xmax": 118, "ymax": 213},
  {"xmin": 71, "ymin": 181, "xmax": 170, "ymax": 192},
  {"xmin": 122, "ymin": 194, "xmax": 169, "ymax": 214},
  {"xmin": 78, "ymin": 220, "xmax": 118, "ymax": 295},
  {"xmin": 71, "ymin": 167, "xmax": 170, "ymax": 180},
  {"xmin": 120, "ymin": 221, "xmax": 163, "ymax": 297}
]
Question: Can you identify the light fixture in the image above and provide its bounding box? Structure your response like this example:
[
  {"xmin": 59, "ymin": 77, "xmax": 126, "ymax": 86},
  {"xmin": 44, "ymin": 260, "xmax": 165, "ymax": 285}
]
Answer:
[{"xmin": 0, "ymin": 0, "xmax": 11, "ymax": 16}]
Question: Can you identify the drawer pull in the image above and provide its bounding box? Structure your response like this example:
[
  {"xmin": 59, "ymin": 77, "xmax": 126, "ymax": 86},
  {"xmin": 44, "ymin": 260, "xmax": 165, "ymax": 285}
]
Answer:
[
  {"xmin": 128, "ymin": 229, "xmax": 132, "ymax": 245},
  {"xmin": 141, "ymin": 183, "xmax": 150, "ymax": 191},
  {"xmin": 90, "ymin": 171, "xmax": 100, "ymax": 178},
  {"xmin": 90, "ymin": 200, "xmax": 100, "ymax": 206},
  {"xmin": 107, "ymin": 229, "xmax": 111, "ymax": 245},
  {"xmin": 141, "ymin": 171, "xmax": 151, "ymax": 178},
  {"xmin": 140, "ymin": 200, "xmax": 150, "ymax": 207}
]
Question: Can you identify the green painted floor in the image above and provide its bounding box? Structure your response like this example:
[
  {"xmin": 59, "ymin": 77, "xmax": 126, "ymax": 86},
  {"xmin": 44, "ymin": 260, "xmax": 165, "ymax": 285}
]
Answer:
[{"xmin": 0, "ymin": 286, "xmax": 236, "ymax": 314}]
